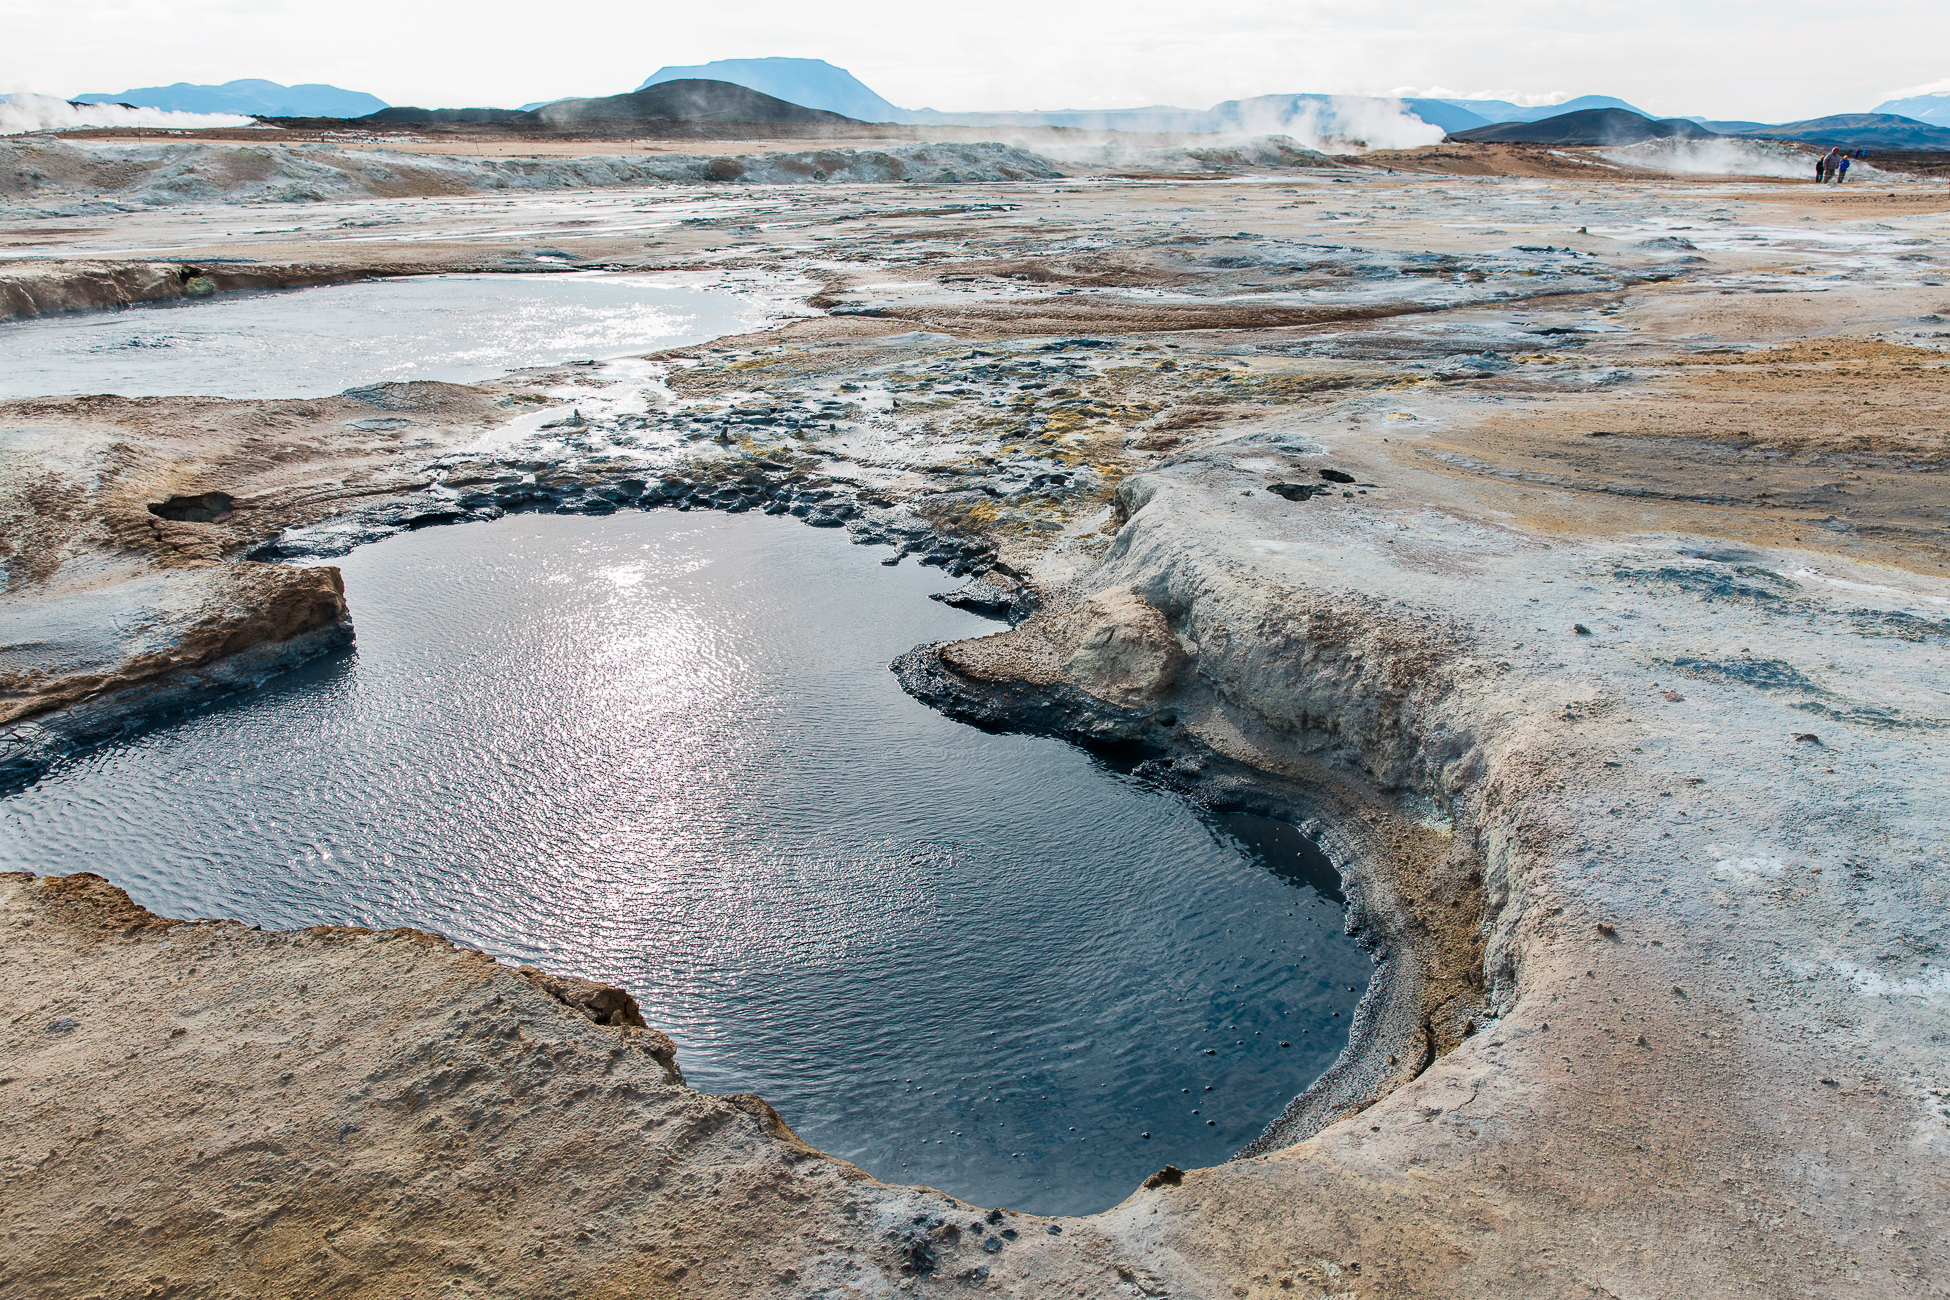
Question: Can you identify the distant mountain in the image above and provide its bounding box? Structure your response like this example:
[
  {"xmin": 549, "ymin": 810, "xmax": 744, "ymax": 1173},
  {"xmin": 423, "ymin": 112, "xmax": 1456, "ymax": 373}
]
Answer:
[
  {"xmin": 1869, "ymin": 93, "xmax": 1950, "ymax": 129},
  {"xmin": 358, "ymin": 81, "xmax": 862, "ymax": 129},
  {"xmin": 1450, "ymin": 109, "xmax": 1718, "ymax": 146},
  {"xmin": 533, "ymin": 80, "xmax": 858, "ymax": 128},
  {"xmin": 629, "ymin": 59, "xmax": 1463, "ymax": 140},
  {"xmin": 1401, "ymin": 100, "xmax": 1492, "ymax": 133},
  {"xmin": 1725, "ymin": 113, "xmax": 1950, "ymax": 150},
  {"xmin": 72, "ymin": 79, "xmax": 386, "ymax": 118},
  {"xmin": 1434, "ymin": 94, "xmax": 1652, "ymax": 124},
  {"xmin": 1434, "ymin": 98, "xmax": 1529, "ymax": 124},
  {"xmin": 636, "ymin": 58, "xmax": 908, "ymax": 123}
]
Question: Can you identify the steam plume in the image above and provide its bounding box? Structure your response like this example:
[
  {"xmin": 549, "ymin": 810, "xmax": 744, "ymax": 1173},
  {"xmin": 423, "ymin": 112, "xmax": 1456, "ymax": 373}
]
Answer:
[{"xmin": 0, "ymin": 92, "xmax": 258, "ymax": 135}]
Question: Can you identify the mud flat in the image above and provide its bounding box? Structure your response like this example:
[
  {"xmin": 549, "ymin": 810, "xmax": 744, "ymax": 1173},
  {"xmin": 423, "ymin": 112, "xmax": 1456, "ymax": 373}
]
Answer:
[{"xmin": 3, "ymin": 161, "xmax": 1948, "ymax": 1297}]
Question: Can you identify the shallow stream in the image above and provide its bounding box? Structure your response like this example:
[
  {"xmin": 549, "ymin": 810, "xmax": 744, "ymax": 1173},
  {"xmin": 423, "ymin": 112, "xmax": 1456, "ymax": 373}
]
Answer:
[{"xmin": 0, "ymin": 511, "xmax": 1368, "ymax": 1215}]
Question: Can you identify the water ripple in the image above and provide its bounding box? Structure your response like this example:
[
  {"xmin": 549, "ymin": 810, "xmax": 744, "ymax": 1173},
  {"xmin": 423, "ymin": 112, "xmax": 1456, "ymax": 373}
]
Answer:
[{"xmin": 0, "ymin": 510, "xmax": 1368, "ymax": 1214}]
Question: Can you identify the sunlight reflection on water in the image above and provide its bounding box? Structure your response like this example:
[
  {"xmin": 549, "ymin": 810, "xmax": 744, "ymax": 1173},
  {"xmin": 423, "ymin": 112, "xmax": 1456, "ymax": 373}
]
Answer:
[
  {"xmin": 0, "ymin": 511, "xmax": 1369, "ymax": 1214},
  {"xmin": 0, "ymin": 272, "xmax": 763, "ymax": 399}
]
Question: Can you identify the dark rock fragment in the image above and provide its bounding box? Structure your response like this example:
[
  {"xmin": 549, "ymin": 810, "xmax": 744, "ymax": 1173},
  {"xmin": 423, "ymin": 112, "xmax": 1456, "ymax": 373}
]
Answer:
[
  {"xmin": 1318, "ymin": 468, "xmax": 1355, "ymax": 483},
  {"xmin": 148, "ymin": 492, "xmax": 235, "ymax": 523},
  {"xmin": 932, "ymin": 570, "xmax": 1028, "ymax": 620},
  {"xmin": 1143, "ymin": 1165, "xmax": 1185, "ymax": 1188},
  {"xmin": 1266, "ymin": 482, "xmax": 1330, "ymax": 502},
  {"xmin": 898, "ymin": 1235, "xmax": 938, "ymax": 1275},
  {"xmin": 403, "ymin": 510, "xmax": 466, "ymax": 529}
]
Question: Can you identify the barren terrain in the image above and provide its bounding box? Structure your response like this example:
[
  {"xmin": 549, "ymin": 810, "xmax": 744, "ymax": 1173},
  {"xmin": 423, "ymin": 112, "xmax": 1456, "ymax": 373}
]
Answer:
[{"xmin": 2, "ymin": 140, "xmax": 1946, "ymax": 1297}]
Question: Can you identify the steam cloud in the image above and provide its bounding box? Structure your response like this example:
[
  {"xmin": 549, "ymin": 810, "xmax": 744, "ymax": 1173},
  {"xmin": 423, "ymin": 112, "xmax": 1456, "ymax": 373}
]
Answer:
[
  {"xmin": 999, "ymin": 93, "xmax": 1445, "ymax": 170},
  {"xmin": 1227, "ymin": 97, "xmax": 1446, "ymax": 153},
  {"xmin": 1596, "ymin": 138, "xmax": 1836, "ymax": 180},
  {"xmin": 0, "ymin": 92, "xmax": 258, "ymax": 136}
]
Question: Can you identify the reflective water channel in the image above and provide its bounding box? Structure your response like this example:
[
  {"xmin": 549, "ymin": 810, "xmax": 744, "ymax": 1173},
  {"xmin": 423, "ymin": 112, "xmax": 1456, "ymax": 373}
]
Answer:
[{"xmin": 0, "ymin": 272, "xmax": 766, "ymax": 400}]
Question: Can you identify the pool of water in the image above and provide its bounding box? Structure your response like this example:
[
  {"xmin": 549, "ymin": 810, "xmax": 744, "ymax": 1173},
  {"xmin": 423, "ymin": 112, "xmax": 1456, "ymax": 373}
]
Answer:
[
  {"xmin": 0, "ymin": 272, "xmax": 764, "ymax": 400},
  {"xmin": 0, "ymin": 511, "xmax": 1368, "ymax": 1215}
]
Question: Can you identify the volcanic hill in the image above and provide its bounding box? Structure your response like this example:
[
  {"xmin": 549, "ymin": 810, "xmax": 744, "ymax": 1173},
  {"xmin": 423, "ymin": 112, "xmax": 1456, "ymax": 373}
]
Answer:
[{"xmin": 1449, "ymin": 108, "xmax": 1721, "ymax": 145}]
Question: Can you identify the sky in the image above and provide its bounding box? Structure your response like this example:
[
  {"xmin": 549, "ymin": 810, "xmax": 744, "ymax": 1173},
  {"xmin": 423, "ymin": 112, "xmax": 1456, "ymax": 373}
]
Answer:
[{"xmin": 6, "ymin": 0, "xmax": 1948, "ymax": 122}]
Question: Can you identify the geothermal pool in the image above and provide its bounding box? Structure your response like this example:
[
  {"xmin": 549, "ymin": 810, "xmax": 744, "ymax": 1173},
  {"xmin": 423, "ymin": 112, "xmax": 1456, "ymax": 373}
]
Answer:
[
  {"xmin": 0, "ymin": 272, "xmax": 763, "ymax": 400},
  {"xmin": 0, "ymin": 511, "xmax": 1368, "ymax": 1215}
]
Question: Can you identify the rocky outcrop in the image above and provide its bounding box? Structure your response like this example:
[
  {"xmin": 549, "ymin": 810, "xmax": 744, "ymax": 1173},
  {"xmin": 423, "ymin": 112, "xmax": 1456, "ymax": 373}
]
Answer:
[
  {"xmin": 895, "ymin": 580, "xmax": 1478, "ymax": 1152},
  {"xmin": 894, "ymin": 436, "xmax": 1950, "ymax": 1297},
  {"xmin": 0, "ymin": 872, "xmax": 895, "ymax": 1299},
  {"xmin": 0, "ymin": 259, "xmax": 435, "ymax": 322},
  {"xmin": 0, "ymin": 562, "xmax": 351, "ymax": 781},
  {"xmin": 940, "ymin": 584, "xmax": 1186, "ymax": 708},
  {"xmin": 4, "ymin": 871, "xmax": 1208, "ymax": 1298}
]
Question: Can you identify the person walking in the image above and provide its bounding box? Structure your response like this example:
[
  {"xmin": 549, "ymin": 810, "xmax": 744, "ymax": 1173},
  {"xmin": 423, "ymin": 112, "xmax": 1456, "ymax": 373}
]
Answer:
[
  {"xmin": 1822, "ymin": 146, "xmax": 1843, "ymax": 182},
  {"xmin": 1815, "ymin": 153, "xmax": 1826, "ymax": 182},
  {"xmin": 1838, "ymin": 153, "xmax": 1852, "ymax": 182}
]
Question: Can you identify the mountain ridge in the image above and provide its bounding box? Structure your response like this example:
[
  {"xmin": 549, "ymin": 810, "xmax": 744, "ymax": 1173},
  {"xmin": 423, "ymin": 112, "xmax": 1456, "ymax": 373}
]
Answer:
[
  {"xmin": 59, "ymin": 60, "xmax": 1950, "ymax": 149},
  {"xmin": 1431, "ymin": 94, "xmax": 1651, "ymax": 124},
  {"xmin": 636, "ymin": 57, "xmax": 907, "ymax": 123},
  {"xmin": 1725, "ymin": 112, "xmax": 1950, "ymax": 149},
  {"xmin": 1449, "ymin": 108, "xmax": 1719, "ymax": 145},
  {"xmin": 72, "ymin": 79, "xmax": 386, "ymax": 118},
  {"xmin": 533, "ymin": 80, "xmax": 858, "ymax": 128},
  {"xmin": 1871, "ymin": 91, "xmax": 1950, "ymax": 128}
]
